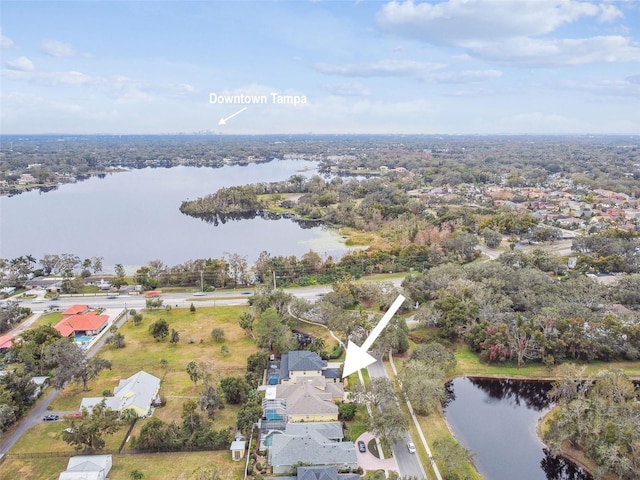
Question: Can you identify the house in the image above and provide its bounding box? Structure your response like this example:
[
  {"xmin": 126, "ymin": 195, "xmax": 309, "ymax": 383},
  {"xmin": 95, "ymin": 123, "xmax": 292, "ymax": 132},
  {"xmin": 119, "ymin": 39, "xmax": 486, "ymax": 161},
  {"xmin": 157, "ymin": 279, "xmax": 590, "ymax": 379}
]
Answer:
[
  {"xmin": 278, "ymin": 350, "xmax": 327, "ymax": 384},
  {"xmin": 279, "ymin": 466, "xmax": 360, "ymax": 480},
  {"xmin": 58, "ymin": 454, "xmax": 112, "ymax": 480},
  {"xmin": 230, "ymin": 431, "xmax": 247, "ymax": 461},
  {"xmin": 0, "ymin": 334, "xmax": 16, "ymax": 352},
  {"xmin": 268, "ymin": 422, "xmax": 357, "ymax": 474},
  {"xmin": 54, "ymin": 312, "xmax": 109, "ymax": 338},
  {"xmin": 62, "ymin": 304, "xmax": 90, "ymax": 316},
  {"xmin": 23, "ymin": 276, "xmax": 63, "ymax": 291},
  {"xmin": 80, "ymin": 370, "xmax": 160, "ymax": 417},
  {"xmin": 276, "ymin": 381, "xmax": 339, "ymax": 423}
]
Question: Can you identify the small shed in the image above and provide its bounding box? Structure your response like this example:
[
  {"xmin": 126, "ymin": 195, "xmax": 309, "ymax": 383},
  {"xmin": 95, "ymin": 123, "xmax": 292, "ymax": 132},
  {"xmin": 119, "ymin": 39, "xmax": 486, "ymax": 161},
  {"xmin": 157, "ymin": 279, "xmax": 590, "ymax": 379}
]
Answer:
[{"xmin": 230, "ymin": 431, "xmax": 246, "ymax": 461}]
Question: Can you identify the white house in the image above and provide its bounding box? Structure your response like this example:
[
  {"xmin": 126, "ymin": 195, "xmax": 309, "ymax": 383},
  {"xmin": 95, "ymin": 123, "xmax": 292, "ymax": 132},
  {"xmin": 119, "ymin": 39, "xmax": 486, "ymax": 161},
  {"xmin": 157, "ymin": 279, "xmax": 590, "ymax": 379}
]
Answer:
[{"xmin": 58, "ymin": 455, "xmax": 112, "ymax": 480}]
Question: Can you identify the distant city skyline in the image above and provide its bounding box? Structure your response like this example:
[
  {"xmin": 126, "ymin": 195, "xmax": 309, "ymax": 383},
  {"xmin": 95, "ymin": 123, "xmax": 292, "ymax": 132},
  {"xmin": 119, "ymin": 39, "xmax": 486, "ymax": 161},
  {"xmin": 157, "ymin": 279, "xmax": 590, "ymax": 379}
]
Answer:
[{"xmin": 1, "ymin": 0, "xmax": 639, "ymax": 135}]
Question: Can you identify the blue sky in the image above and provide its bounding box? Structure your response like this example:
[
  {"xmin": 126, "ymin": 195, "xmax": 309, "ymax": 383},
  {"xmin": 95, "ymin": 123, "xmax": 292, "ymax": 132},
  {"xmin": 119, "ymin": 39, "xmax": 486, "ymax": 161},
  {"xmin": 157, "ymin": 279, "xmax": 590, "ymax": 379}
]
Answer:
[{"xmin": 1, "ymin": 0, "xmax": 639, "ymax": 134}]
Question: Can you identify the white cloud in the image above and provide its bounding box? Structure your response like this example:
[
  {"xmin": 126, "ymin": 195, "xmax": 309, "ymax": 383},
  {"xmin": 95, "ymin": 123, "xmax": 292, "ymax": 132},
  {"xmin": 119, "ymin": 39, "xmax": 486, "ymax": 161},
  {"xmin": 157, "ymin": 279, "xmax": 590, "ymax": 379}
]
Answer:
[
  {"xmin": 41, "ymin": 39, "xmax": 90, "ymax": 57},
  {"xmin": 467, "ymin": 35, "xmax": 640, "ymax": 66},
  {"xmin": 377, "ymin": 0, "xmax": 639, "ymax": 66},
  {"xmin": 315, "ymin": 59, "xmax": 445, "ymax": 77},
  {"xmin": 5, "ymin": 56, "xmax": 35, "ymax": 72},
  {"xmin": 432, "ymin": 69, "xmax": 502, "ymax": 83},
  {"xmin": 323, "ymin": 82, "xmax": 372, "ymax": 96},
  {"xmin": 5, "ymin": 92, "xmax": 84, "ymax": 113},
  {"xmin": 378, "ymin": 0, "xmax": 600, "ymax": 43},
  {"xmin": 598, "ymin": 3, "xmax": 623, "ymax": 23},
  {"xmin": 1, "ymin": 69, "xmax": 93, "ymax": 86},
  {"xmin": 1, "ymin": 30, "xmax": 15, "ymax": 49}
]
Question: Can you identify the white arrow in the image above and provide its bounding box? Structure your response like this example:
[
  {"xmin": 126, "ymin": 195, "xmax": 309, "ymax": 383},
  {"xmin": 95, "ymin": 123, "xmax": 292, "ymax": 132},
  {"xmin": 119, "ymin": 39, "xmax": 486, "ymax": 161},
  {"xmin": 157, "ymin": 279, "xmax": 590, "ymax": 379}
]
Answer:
[
  {"xmin": 218, "ymin": 107, "xmax": 248, "ymax": 125},
  {"xmin": 342, "ymin": 294, "xmax": 405, "ymax": 378}
]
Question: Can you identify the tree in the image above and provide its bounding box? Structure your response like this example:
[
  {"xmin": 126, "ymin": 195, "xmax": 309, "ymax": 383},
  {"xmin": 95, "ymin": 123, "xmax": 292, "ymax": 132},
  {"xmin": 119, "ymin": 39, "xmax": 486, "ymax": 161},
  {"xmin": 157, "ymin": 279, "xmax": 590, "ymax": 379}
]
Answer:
[
  {"xmin": 132, "ymin": 313, "xmax": 143, "ymax": 326},
  {"xmin": 211, "ymin": 327, "xmax": 225, "ymax": 343},
  {"xmin": 410, "ymin": 342, "xmax": 457, "ymax": 374},
  {"xmin": 338, "ymin": 403, "xmax": 357, "ymax": 421},
  {"xmin": 146, "ymin": 298, "xmax": 164, "ymax": 310},
  {"xmin": 238, "ymin": 311, "xmax": 255, "ymax": 340},
  {"xmin": 186, "ymin": 361, "xmax": 203, "ymax": 386},
  {"xmin": 46, "ymin": 339, "xmax": 112, "ymax": 391},
  {"xmin": 433, "ymin": 438, "xmax": 475, "ymax": 480},
  {"xmin": 169, "ymin": 329, "xmax": 180, "ymax": 344},
  {"xmin": 106, "ymin": 332, "xmax": 126, "ymax": 349},
  {"xmin": 254, "ymin": 308, "xmax": 297, "ymax": 355},
  {"xmin": 136, "ymin": 418, "xmax": 182, "ymax": 451},
  {"xmin": 62, "ymin": 400, "xmax": 121, "ymax": 452},
  {"xmin": 236, "ymin": 402, "xmax": 262, "ymax": 436},
  {"xmin": 198, "ymin": 382, "xmax": 222, "ymax": 418},
  {"xmin": 400, "ymin": 360, "xmax": 447, "ymax": 416},
  {"xmin": 190, "ymin": 302, "xmax": 196, "ymax": 314},
  {"xmin": 367, "ymin": 405, "xmax": 408, "ymax": 446},
  {"xmin": 482, "ymin": 227, "xmax": 502, "ymax": 249},
  {"xmin": 220, "ymin": 376, "xmax": 250, "ymax": 404},
  {"xmin": 149, "ymin": 319, "xmax": 169, "ymax": 341},
  {"xmin": 130, "ymin": 470, "xmax": 144, "ymax": 480},
  {"xmin": 349, "ymin": 377, "xmax": 395, "ymax": 410}
]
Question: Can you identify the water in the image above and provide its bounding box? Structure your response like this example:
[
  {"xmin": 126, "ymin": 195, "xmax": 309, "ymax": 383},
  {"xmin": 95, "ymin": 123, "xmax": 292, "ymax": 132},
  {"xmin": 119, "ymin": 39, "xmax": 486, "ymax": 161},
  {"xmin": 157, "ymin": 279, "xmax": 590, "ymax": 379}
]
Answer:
[
  {"xmin": 444, "ymin": 377, "xmax": 591, "ymax": 480},
  {"xmin": 0, "ymin": 161, "xmax": 348, "ymax": 271}
]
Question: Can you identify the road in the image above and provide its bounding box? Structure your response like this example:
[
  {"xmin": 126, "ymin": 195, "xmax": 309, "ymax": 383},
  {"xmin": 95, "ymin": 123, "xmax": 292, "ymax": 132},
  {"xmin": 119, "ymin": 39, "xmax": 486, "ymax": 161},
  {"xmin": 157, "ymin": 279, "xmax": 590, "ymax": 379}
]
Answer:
[{"xmin": 368, "ymin": 358, "xmax": 427, "ymax": 480}]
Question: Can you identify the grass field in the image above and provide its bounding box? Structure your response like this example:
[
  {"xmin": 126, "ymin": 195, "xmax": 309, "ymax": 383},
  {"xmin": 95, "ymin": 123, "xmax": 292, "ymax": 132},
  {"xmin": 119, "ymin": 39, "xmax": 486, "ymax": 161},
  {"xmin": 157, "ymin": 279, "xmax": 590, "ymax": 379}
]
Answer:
[
  {"xmin": 0, "ymin": 451, "xmax": 245, "ymax": 480},
  {"xmin": 50, "ymin": 305, "xmax": 255, "ymax": 411},
  {"xmin": 6, "ymin": 305, "xmax": 256, "ymax": 478}
]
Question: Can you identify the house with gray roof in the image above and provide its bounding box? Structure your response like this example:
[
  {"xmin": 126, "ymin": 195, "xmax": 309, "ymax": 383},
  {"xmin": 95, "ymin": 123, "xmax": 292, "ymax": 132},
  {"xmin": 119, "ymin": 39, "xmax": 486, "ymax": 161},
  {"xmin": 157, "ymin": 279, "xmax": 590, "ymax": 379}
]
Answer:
[
  {"xmin": 278, "ymin": 466, "xmax": 360, "ymax": 480},
  {"xmin": 58, "ymin": 454, "xmax": 112, "ymax": 480},
  {"xmin": 276, "ymin": 380, "xmax": 339, "ymax": 422},
  {"xmin": 278, "ymin": 350, "xmax": 327, "ymax": 384},
  {"xmin": 81, "ymin": 370, "xmax": 160, "ymax": 417},
  {"xmin": 268, "ymin": 422, "xmax": 357, "ymax": 474}
]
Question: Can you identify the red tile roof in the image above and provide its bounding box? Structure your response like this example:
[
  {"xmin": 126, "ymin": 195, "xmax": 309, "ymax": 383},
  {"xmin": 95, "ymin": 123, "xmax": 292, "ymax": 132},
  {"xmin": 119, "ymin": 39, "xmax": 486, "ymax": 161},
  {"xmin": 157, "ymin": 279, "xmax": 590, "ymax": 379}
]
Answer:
[
  {"xmin": 0, "ymin": 334, "xmax": 15, "ymax": 350},
  {"xmin": 62, "ymin": 304, "xmax": 89, "ymax": 316},
  {"xmin": 54, "ymin": 312, "xmax": 109, "ymax": 337}
]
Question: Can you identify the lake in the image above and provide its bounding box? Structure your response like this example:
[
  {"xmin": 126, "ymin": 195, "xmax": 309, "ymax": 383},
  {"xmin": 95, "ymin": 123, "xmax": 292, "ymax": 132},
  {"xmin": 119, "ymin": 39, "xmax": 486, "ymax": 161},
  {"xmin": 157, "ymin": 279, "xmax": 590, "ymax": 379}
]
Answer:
[
  {"xmin": 0, "ymin": 160, "xmax": 349, "ymax": 272},
  {"xmin": 444, "ymin": 377, "xmax": 591, "ymax": 480}
]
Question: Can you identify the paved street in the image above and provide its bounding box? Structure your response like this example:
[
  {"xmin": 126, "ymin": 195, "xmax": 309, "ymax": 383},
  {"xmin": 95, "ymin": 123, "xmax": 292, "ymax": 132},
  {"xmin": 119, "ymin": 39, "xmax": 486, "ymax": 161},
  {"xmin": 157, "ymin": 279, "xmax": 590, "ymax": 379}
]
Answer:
[{"xmin": 368, "ymin": 358, "xmax": 427, "ymax": 480}]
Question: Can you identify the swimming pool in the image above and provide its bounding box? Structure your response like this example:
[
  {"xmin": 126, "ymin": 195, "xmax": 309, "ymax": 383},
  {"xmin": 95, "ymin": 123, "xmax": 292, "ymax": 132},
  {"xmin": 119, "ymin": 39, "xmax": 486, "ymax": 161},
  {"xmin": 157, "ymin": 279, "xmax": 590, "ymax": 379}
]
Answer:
[{"xmin": 75, "ymin": 335, "xmax": 93, "ymax": 343}]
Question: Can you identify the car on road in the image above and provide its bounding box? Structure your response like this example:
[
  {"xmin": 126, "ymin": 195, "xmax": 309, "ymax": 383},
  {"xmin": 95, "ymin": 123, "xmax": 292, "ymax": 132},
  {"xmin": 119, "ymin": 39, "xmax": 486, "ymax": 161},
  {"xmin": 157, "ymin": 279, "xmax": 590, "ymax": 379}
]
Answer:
[
  {"xmin": 106, "ymin": 295, "xmax": 119, "ymax": 299},
  {"xmin": 407, "ymin": 441, "xmax": 416, "ymax": 454},
  {"xmin": 43, "ymin": 414, "xmax": 59, "ymax": 421},
  {"xmin": 357, "ymin": 440, "xmax": 366, "ymax": 453},
  {"xmin": 192, "ymin": 291, "xmax": 206, "ymax": 296}
]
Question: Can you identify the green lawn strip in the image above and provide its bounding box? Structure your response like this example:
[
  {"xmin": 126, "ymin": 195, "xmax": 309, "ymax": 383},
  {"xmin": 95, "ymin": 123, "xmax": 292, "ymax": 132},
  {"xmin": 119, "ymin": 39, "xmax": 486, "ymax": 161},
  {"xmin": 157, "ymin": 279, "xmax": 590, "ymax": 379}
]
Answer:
[
  {"xmin": 31, "ymin": 311, "xmax": 62, "ymax": 328},
  {"xmin": 9, "ymin": 421, "xmax": 129, "ymax": 454},
  {"xmin": 50, "ymin": 305, "xmax": 255, "ymax": 411},
  {"xmin": 344, "ymin": 407, "xmax": 369, "ymax": 442},
  {"xmin": 108, "ymin": 451, "xmax": 245, "ymax": 480},
  {"xmin": 455, "ymin": 344, "xmax": 640, "ymax": 379},
  {"xmin": 1, "ymin": 451, "xmax": 245, "ymax": 480},
  {"xmin": 0, "ymin": 457, "xmax": 68, "ymax": 480}
]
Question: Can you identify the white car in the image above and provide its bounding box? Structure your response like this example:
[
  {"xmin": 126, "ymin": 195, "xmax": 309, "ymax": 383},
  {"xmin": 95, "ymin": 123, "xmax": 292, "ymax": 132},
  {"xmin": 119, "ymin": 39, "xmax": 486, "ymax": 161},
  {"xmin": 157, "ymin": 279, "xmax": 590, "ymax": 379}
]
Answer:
[
  {"xmin": 192, "ymin": 291, "xmax": 206, "ymax": 296},
  {"xmin": 407, "ymin": 441, "xmax": 416, "ymax": 454}
]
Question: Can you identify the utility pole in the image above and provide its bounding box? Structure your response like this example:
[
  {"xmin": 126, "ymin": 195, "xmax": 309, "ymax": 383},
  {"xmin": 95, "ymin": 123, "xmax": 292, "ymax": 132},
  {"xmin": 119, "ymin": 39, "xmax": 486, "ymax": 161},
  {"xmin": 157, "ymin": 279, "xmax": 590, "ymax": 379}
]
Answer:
[
  {"xmin": 273, "ymin": 270, "xmax": 276, "ymax": 290},
  {"xmin": 200, "ymin": 270, "xmax": 204, "ymax": 292}
]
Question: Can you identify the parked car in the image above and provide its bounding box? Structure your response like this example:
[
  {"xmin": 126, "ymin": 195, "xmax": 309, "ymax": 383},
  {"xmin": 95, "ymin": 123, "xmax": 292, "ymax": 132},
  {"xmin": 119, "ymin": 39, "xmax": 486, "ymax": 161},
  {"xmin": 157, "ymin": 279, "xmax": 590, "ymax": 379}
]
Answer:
[
  {"xmin": 66, "ymin": 412, "xmax": 82, "ymax": 419},
  {"xmin": 43, "ymin": 414, "xmax": 59, "ymax": 421},
  {"xmin": 357, "ymin": 440, "xmax": 366, "ymax": 453},
  {"xmin": 407, "ymin": 441, "xmax": 416, "ymax": 454}
]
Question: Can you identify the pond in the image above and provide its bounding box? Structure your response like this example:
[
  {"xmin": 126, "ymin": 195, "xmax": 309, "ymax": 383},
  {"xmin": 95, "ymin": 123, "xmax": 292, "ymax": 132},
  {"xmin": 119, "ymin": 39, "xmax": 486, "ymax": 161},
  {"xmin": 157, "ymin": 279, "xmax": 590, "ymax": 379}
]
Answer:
[{"xmin": 444, "ymin": 377, "xmax": 591, "ymax": 480}]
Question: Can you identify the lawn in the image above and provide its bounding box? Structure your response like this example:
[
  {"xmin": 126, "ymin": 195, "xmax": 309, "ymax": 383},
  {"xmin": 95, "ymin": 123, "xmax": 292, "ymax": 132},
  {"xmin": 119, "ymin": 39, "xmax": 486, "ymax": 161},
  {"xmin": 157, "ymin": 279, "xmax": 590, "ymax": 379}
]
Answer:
[
  {"xmin": 31, "ymin": 311, "xmax": 62, "ymax": 329},
  {"xmin": 0, "ymin": 451, "xmax": 245, "ymax": 480},
  {"xmin": 50, "ymin": 305, "xmax": 256, "ymax": 411},
  {"xmin": 7, "ymin": 305, "xmax": 256, "ymax": 478}
]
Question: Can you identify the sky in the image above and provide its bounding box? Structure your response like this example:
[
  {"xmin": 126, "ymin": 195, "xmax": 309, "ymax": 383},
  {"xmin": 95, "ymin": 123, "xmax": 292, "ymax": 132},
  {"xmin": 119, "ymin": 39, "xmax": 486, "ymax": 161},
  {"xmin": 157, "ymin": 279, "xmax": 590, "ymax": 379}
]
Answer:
[{"xmin": 1, "ymin": 0, "xmax": 639, "ymax": 135}]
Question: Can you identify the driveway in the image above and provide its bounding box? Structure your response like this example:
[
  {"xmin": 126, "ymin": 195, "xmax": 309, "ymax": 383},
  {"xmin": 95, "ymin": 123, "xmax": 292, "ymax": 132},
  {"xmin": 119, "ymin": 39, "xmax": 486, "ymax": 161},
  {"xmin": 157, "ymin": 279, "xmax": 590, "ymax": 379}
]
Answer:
[{"xmin": 356, "ymin": 431, "xmax": 398, "ymax": 473}]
